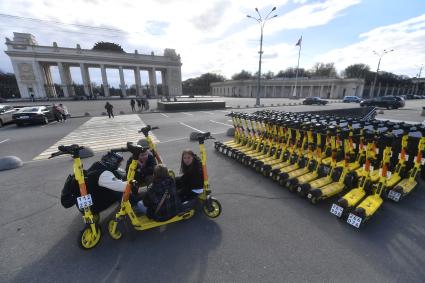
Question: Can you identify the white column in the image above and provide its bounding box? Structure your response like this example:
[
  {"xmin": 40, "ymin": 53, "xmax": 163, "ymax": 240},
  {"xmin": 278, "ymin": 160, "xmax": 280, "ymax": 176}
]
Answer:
[
  {"xmin": 134, "ymin": 67, "xmax": 142, "ymax": 96},
  {"xmin": 119, "ymin": 66, "xmax": 127, "ymax": 97},
  {"xmin": 43, "ymin": 64, "xmax": 57, "ymax": 97},
  {"xmin": 58, "ymin": 62, "xmax": 70, "ymax": 97},
  {"xmin": 149, "ymin": 68, "xmax": 158, "ymax": 97},
  {"xmin": 80, "ymin": 63, "xmax": 91, "ymax": 96},
  {"xmin": 63, "ymin": 65, "xmax": 75, "ymax": 96},
  {"xmin": 32, "ymin": 62, "xmax": 48, "ymax": 98},
  {"xmin": 161, "ymin": 70, "xmax": 167, "ymax": 96},
  {"xmin": 319, "ymin": 85, "xmax": 324, "ymax": 98},
  {"xmin": 100, "ymin": 64, "xmax": 110, "ymax": 97},
  {"xmin": 300, "ymin": 86, "xmax": 304, "ymax": 97},
  {"xmin": 309, "ymin": 86, "xmax": 313, "ymax": 97}
]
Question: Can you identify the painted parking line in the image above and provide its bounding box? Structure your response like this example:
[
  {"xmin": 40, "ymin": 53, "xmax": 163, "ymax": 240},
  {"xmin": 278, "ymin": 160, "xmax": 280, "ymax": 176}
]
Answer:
[
  {"xmin": 0, "ymin": 138, "xmax": 10, "ymax": 144},
  {"xmin": 182, "ymin": 112, "xmax": 193, "ymax": 116},
  {"xmin": 160, "ymin": 113, "xmax": 170, "ymax": 118},
  {"xmin": 209, "ymin": 120, "xmax": 233, "ymax": 127},
  {"xmin": 179, "ymin": 122, "xmax": 204, "ymax": 133},
  {"xmin": 33, "ymin": 115, "xmax": 159, "ymax": 160}
]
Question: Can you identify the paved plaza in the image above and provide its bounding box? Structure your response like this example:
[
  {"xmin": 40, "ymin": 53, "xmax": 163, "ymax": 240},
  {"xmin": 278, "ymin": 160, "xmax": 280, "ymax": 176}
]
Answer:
[{"xmin": 1, "ymin": 101, "xmax": 425, "ymax": 282}]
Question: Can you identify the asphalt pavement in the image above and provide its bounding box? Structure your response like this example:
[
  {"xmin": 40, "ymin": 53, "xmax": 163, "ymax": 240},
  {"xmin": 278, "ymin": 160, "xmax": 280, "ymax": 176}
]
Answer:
[{"xmin": 1, "ymin": 102, "xmax": 425, "ymax": 282}]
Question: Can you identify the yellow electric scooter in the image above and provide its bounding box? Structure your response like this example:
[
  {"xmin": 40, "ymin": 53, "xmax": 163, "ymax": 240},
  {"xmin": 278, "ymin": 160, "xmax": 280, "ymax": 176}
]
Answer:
[
  {"xmin": 49, "ymin": 144, "xmax": 102, "ymax": 250},
  {"xmin": 330, "ymin": 130, "xmax": 376, "ymax": 219},
  {"xmin": 297, "ymin": 126, "xmax": 343, "ymax": 197},
  {"xmin": 387, "ymin": 128, "xmax": 425, "ymax": 202},
  {"xmin": 284, "ymin": 124, "xmax": 327, "ymax": 192},
  {"xmin": 346, "ymin": 133, "xmax": 393, "ymax": 228},
  {"xmin": 108, "ymin": 133, "xmax": 222, "ymax": 240}
]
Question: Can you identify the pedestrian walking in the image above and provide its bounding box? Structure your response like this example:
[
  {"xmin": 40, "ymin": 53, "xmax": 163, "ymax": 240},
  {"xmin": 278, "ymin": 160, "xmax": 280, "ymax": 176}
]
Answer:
[
  {"xmin": 141, "ymin": 97, "xmax": 146, "ymax": 111},
  {"xmin": 130, "ymin": 99, "xmax": 136, "ymax": 112},
  {"xmin": 105, "ymin": 101, "xmax": 114, "ymax": 118},
  {"xmin": 145, "ymin": 98, "xmax": 150, "ymax": 110},
  {"xmin": 137, "ymin": 99, "xmax": 142, "ymax": 112}
]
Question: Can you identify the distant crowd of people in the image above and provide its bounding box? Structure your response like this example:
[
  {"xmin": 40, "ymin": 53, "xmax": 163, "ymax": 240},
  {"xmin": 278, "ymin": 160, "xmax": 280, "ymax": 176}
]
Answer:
[{"xmin": 130, "ymin": 98, "xmax": 149, "ymax": 112}]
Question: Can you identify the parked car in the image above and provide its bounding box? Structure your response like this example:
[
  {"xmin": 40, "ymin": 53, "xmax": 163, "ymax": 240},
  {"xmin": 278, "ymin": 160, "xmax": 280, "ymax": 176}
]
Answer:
[
  {"xmin": 302, "ymin": 97, "xmax": 328, "ymax": 105},
  {"xmin": 360, "ymin": 96, "xmax": 405, "ymax": 109},
  {"xmin": 12, "ymin": 106, "xmax": 55, "ymax": 126},
  {"xmin": 343, "ymin": 96, "xmax": 361, "ymax": 103},
  {"xmin": 0, "ymin": 105, "xmax": 17, "ymax": 127}
]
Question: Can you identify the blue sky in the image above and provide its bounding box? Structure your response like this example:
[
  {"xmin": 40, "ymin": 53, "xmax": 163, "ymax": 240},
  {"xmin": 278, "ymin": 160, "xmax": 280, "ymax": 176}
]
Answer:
[{"xmin": 0, "ymin": 0, "xmax": 425, "ymax": 87}]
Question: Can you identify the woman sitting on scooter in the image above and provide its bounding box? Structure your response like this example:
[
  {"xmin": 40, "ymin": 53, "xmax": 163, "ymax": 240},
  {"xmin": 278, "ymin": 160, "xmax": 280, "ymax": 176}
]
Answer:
[
  {"xmin": 175, "ymin": 149, "xmax": 204, "ymax": 202},
  {"xmin": 134, "ymin": 164, "xmax": 180, "ymax": 220}
]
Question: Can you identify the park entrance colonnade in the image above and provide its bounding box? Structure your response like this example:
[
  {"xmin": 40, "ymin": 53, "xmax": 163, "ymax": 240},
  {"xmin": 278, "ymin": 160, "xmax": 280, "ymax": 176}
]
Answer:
[{"xmin": 4, "ymin": 33, "xmax": 183, "ymax": 99}]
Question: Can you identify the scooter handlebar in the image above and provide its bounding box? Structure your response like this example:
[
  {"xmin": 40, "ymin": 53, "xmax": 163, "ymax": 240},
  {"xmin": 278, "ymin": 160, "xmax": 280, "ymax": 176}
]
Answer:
[{"xmin": 48, "ymin": 151, "xmax": 65, "ymax": 159}]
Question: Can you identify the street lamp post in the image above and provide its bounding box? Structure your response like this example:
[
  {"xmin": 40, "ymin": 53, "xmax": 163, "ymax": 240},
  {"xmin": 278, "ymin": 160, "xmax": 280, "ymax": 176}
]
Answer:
[
  {"xmin": 369, "ymin": 49, "xmax": 394, "ymax": 97},
  {"xmin": 247, "ymin": 7, "xmax": 277, "ymax": 106}
]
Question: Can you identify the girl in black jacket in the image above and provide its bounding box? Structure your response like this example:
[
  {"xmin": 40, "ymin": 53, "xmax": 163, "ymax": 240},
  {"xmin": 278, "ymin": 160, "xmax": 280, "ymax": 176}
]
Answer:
[
  {"xmin": 175, "ymin": 149, "xmax": 204, "ymax": 201},
  {"xmin": 135, "ymin": 164, "xmax": 180, "ymax": 221}
]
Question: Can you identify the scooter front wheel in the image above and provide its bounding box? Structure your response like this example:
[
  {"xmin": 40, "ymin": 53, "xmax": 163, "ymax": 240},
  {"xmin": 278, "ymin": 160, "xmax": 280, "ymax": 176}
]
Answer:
[
  {"xmin": 78, "ymin": 224, "xmax": 102, "ymax": 249},
  {"xmin": 203, "ymin": 198, "xmax": 222, "ymax": 218},
  {"xmin": 108, "ymin": 219, "xmax": 123, "ymax": 240}
]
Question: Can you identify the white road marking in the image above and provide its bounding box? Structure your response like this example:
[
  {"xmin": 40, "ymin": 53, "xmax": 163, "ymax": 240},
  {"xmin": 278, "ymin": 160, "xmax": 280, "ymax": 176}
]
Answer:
[
  {"xmin": 220, "ymin": 110, "xmax": 229, "ymax": 113},
  {"xmin": 34, "ymin": 115, "xmax": 159, "ymax": 160},
  {"xmin": 0, "ymin": 138, "xmax": 10, "ymax": 144},
  {"xmin": 376, "ymin": 118, "xmax": 419, "ymax": 124},
  {"xmin": 181, "ymin": 112, "xmax": 193, "ymax": 116},
  {"xmin": 179, "ymin": 122, "xmax": 204, "ymax": 133},
  {"xmin": 209, "ymin": 120, "xmax": 233, "ymax": 127},
  {"xmin": 201, "ymin": 111, "xmax": 215, "ymax": 115},
  {"xmin": 160, "ymin": 113, "xmax": 170, "ymax": 118}
]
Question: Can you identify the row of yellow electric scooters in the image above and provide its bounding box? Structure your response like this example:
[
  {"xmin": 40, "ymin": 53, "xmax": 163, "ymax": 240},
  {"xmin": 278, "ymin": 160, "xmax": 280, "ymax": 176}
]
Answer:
[{"xmin": 214, "ymin": 110, "xmax": 425, "ymax": 228}]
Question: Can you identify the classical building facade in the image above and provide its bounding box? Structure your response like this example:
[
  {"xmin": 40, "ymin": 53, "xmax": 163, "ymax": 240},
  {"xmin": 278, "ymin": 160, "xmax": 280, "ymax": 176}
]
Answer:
[
  {"xmin": 211, "ymin": 77, "xmax": 365, "ymax": 99},
  {"xmin": 4, "ymin": 33, "xmax": 183, "ymax": 98}
]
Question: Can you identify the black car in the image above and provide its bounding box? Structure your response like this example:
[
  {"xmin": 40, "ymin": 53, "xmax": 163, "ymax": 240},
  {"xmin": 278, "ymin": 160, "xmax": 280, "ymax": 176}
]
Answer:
[
  {"xmin": 360, "ymin": 96, "xmax": 405, "ymax": 109},
  {"xmin": 302, "ymin": 97, "xmax": 328, "ymax": 105},
  {"xmin": 12, "ymin": 106, "xmax": 55, "ymax": 126}
]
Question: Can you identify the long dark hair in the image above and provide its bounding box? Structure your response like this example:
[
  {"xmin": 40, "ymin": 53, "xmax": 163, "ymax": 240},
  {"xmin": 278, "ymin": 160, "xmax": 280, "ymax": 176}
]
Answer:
[{"xmin": 180, "ymin": 149, "xmax": 201, "ymax": 174}]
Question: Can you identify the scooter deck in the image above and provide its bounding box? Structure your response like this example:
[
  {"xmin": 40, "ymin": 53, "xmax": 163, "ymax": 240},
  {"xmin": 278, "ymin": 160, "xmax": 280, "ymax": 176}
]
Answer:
[
  {"xmin": 288, "ymin": 167, "xmax": 310, "ymax": 179},
  {"xmin": 343, "ymin": 187, "xmax": 367, "ymax": 208},
  {"xmin": 280, "ymin": 163, "xmax": 300, "ymax": 174},
  {"xmin": 357, "ymin": 195, "xmax": 383, "ymax": 217},
  {"xmin": 386, "ymin": 174, "xmax": 402, "ymax": 189},
  {"xmin": 308, "ymin": 176, "xmax": 333, "ymax": 190},
  {"xmin": 298, "ymin": 171, "xmax": 319, "ymax": 184},
  {"xmin": 395, "ymin": 178, "xmax": 417, "ymax": 194},
  {"xmin": 132, "ymin": 210, "xmax": 195, "ymax": 231},
  {"xmin": 318, "ymin": 182, "xmax": 345, "ymax": 199}
]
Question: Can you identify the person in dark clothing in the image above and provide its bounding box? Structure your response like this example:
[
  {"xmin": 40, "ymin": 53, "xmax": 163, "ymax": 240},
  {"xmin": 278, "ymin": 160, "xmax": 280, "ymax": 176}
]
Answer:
[
  {"xmin": 137, "ymin": 99, "xmax": 142, "ymax": 111},
  {"xmin": 130, "ymin": 99, "xmax": 136, "ymax": 112},
  {"xmin": 105, "ymin": 101, "xmax": 114, "ymax": 118},
  {"xmin": 125, "ymin": 147, "xmax": 156, "ymax": 187},
  {"xmin": 134, "ymin": 164, "xmax": 180, "ymax": 220},
  {"xmin": 84, "ymin": 152, "xmax": 127, "ymax": 217},
  {"xmin": 141, "ymin": 98, "xmax": 146, "ymax": 110},
  {"xmin": 175, "ymin": 149, "xmax": 204, "ymax": 201}
]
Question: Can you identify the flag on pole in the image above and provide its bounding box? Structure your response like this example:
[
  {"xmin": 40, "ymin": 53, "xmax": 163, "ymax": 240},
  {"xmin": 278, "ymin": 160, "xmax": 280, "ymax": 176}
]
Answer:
[{"xmin": 295, "ymin": 36, "xmax": 302, "ymax": 46}]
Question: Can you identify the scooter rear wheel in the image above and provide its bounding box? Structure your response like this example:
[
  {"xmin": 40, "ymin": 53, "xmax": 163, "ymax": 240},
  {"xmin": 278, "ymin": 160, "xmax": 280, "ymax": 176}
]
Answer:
[
  {"xmin": 203, "ymin": 198, "xmax": 222, "ymax": 218},
  {"xmin": 79, "ymin": 224, "xmax": 102, "ymax": 249}
]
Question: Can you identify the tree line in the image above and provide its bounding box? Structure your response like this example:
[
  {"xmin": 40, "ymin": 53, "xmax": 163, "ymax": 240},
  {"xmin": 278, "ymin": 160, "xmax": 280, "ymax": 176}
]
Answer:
[{"xmin": 182, "ymin": 62, "xmax": 415, "ymax": 95}]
